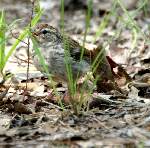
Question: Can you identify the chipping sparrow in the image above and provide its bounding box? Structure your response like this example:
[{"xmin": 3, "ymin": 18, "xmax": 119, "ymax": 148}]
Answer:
[{"xmin": 31, "ymin": 23, "xmax": 115, "ymax": 92}]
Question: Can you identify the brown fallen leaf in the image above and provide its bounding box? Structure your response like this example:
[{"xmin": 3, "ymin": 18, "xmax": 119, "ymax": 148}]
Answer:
[
  {"xmin": 0, "ymin": 88, "xmax": 9, "ymax": 101},
  {"xmin": 14, "ymin": 102, "xmax": 32, "ymax": 114},
  {"xmin": 106, "ymin": 56, "xmax": 132, "ymax": 86}
]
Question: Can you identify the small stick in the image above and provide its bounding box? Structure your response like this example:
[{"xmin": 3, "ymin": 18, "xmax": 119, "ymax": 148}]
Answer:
[
  {"xmin": 25, "ymin": 0, "xmax": 34, "ymax": 91},
  {"xmin": 10, "ymin": 30, "xmax": 28, "ymax": 45}
]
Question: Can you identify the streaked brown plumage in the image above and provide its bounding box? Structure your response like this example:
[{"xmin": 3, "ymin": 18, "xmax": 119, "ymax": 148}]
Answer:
[{"xmin": 31, "ymin": 23, "xmax": 117, "ymax": 92}]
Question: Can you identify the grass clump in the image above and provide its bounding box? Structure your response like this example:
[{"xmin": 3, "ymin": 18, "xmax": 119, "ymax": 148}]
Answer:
[{"xmin": 0, "ymin": 4, "xmax": 43, "ymax": 81}]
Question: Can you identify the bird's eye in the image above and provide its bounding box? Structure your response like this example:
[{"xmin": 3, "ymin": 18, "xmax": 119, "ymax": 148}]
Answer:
[{"xmin": 42, "ymin": 29, "xmax": 48, "ymax": 34}]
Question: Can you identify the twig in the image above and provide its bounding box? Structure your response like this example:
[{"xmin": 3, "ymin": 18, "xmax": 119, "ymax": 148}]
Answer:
[
  {"xmin": 41, "ymin": 100, "xmax": 66, "ymax": 110},
  {"xmin": 10, "ymin": 30, "xmax": 28, "ymax": 45},
  {"xmin": 25, "ymin": 1, "xmax": 34, "ymax": 91},
  {"xmin": 14, "ymin": 54, "xmax": 33, "ymax": 64}
]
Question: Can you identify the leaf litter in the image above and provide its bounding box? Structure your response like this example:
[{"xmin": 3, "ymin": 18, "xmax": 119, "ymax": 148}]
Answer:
[{"xmin": 0, "ymin": 0, "xmax": 150, "ymax": 147}]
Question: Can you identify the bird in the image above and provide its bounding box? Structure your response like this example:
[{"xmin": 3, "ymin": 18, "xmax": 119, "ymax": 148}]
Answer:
[{"xmin": 31, "ymin": 23, "xmax": 117, "ymax": 92}]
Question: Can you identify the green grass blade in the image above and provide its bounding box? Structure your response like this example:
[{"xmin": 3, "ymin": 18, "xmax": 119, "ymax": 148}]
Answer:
[
  {"xmin": 31, "ymin": 35, "xmax": 65, "ymax": 110},
  {"xmin": 60, "ymin": 0, "xmax": 76, "ymax": 97},
  {"xmin": 80, "ymin": 0, "xmax": 92, "ymax": 61},
  {"xmin": 0, "ymin": 10, "xmax": 6, "ymax": 73},
  {"xmin": 31, "ymin": 37, "xmax": 50, "ymax": 77},
  {"xmin": 3, "ymin": 9, "xmax": 43, "ymax": 67},
  {"xmin": 93, "ymin": 14, "xmax": 110, "ymax": 43},
  {"xmin": 60, "ymin": 0, "xmax": 64, "ymax": 33}
]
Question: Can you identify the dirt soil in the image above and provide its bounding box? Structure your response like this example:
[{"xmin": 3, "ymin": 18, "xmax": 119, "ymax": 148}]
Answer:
[{"xmin": 0, "ymin": 0, "xmax": 150, "ymax": 147}]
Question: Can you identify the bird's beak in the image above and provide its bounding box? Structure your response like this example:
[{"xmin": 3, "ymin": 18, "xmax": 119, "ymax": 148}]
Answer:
[
  {"xmin": 32, "ymin": 32, "xmax": 39, "ymax": 37},
  {"xmin": 31, "ymin": 30, "xmax": 39, "ymax": 38},
  {"xmin": 30, "ymin": 28, "xmax": 36, "ymax": 36}
]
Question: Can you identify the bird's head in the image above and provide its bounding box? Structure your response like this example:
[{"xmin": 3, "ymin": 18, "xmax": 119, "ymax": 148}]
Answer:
[{"xmin": 32, "ymin": 23, "xmax": 62, "ymax": 44}]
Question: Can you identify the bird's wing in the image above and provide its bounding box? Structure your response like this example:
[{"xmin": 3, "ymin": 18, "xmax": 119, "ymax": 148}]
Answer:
[{"xmin": 63, "ymin": 35, "xmax": 90, "ymax": 61}]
